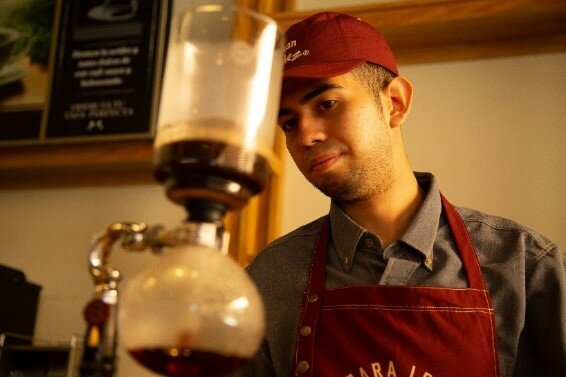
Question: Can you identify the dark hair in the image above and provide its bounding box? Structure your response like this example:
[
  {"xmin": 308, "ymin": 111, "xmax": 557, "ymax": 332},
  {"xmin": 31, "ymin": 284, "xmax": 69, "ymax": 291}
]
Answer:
[{"xmin": 350, "ymin": 62, "xmax": 396, "ymax": 101}]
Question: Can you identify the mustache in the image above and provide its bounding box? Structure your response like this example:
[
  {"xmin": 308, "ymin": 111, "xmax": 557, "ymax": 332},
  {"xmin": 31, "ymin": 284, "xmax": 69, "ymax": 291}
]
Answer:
[{"xmin": 304, "ymin": 142, "xmax": 348, "ymax": 160}]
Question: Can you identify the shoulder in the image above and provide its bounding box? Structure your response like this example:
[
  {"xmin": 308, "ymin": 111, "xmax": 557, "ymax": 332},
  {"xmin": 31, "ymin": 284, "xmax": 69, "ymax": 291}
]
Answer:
[
  {"xmin": 245, "ymin": 216, "xmax": 327, "ymax": 299},
  {"xmin": 265, "ymin": 216, "xmax": 326, "ymax": 249},
  {"xmin": 456, "ymin": 206, "xmax": 555, "ymax": 252},
  {"xmin": 454, "ymin": 206, "xmax": 559, "ymax": 271},
  {"xmin": 248, "ymin": 216, "xmax": 326, "ymax": 270}
]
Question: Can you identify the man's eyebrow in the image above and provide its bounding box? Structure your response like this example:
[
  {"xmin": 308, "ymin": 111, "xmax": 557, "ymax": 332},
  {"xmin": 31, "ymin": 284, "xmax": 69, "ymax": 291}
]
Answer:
[
  {"xmin": 278, "ymin": 83, "xmax": 343, "ymax": 118},
  {"xmin": 300, "ymin": 83, "xmax": 343, "ymax": 104}
]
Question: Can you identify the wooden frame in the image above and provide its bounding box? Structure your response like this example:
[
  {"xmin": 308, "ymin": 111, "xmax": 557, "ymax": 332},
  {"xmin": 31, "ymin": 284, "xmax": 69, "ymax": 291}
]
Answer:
[{"xmin": 270, "ymin": 0, "xmax": 566, "ymax": 64}]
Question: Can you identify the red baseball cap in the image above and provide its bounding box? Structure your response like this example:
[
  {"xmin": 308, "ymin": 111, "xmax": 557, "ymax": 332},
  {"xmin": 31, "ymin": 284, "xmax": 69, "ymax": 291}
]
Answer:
[{"xmin": 283, "ymin": 12, "xmax": 398, "ymax": 78}]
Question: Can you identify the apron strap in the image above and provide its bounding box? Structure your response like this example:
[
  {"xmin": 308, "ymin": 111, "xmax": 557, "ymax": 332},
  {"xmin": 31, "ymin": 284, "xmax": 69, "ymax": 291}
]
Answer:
[{"xmin": 440, "ymin": 193, "xmax": 487, "ymax": 290}]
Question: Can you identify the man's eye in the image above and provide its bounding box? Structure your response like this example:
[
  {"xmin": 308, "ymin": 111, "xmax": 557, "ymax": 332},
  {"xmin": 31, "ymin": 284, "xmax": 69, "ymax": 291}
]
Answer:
[
  {"xmin": 279, "ymin": 118, "xmax": 298, "ymax": 132},
  {"xmin": 318, "ymin": 100, "xmax": 337, "ymax": 111}
]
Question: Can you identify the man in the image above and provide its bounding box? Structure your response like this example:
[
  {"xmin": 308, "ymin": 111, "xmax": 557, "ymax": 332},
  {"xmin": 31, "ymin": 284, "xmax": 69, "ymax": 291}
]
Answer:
[{"xmin": 234, "ymin": 11, "xmax": 565, "ymax": 377}]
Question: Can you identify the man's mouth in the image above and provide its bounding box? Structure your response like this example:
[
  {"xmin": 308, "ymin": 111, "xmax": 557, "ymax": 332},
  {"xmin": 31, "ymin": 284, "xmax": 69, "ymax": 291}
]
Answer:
[{"xmin": 308, "ymin": 153, "xmax": 340, "ymax": 172}]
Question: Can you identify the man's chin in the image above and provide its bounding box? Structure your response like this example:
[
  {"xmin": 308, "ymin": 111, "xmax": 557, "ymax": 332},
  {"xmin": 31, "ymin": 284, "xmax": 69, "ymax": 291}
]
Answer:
[{"xmin": 311, "ymin": 179, "xmax": 353, "ymax": 201}]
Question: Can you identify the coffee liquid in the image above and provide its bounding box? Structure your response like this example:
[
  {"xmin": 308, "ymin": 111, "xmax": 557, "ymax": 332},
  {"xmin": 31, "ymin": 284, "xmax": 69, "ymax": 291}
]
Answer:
[
  {"xmin": 154, "ymin": 120, "xmax": 272, "ymax": 209},
  {"xmin": 129, "ymin": 347, "xmax": 248, "ymax": 377}
]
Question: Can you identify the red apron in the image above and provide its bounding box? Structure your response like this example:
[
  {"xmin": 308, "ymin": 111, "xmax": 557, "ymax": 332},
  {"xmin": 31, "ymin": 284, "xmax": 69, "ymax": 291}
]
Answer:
[{"xmin": 292, "ymin": 194, "xmax": 499, "ymax": 377}]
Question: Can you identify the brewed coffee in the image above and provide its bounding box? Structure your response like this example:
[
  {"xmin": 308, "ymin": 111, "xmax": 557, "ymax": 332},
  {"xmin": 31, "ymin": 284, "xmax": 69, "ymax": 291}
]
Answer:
[
  {"xmin": 153, "ymin": 120, "xmax": 272, "ymax": 209},
  {"xmin": 129, "ymin": 347, "xmax": 248, "ymax": 377}
]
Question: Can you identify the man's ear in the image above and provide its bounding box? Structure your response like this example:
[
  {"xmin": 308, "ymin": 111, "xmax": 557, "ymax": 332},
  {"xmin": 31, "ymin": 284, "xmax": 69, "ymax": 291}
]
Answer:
[{"xmin": 384, "ymin": 76, "xmax": 413, "ymax": 128}]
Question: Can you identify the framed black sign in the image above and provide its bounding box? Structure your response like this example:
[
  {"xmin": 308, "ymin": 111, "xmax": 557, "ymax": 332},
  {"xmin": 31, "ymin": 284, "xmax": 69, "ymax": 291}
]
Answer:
[{"xmin": 42, "ymin": 0, "xmax": 167, "ymax": 142}]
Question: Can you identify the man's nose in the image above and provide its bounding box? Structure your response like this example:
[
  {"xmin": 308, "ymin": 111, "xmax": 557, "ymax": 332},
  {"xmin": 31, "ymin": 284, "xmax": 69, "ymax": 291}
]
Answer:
[{"xmin": 297, "ymin": 115, "xmax": 326, "ymax": 147}]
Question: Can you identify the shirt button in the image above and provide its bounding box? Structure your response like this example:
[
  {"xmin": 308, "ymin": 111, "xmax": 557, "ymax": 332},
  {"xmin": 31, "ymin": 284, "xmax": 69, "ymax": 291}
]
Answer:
[
  {"xmin": 307, "ymin": 294, "xmax": 318, "ymax": 302},
  {"xmin": 297, "ymin": 360, "xmax": 310, "ymax": 373},
  {"xmin": 300, "ymin": 326, "xmax": 312, "ymax": 336}
]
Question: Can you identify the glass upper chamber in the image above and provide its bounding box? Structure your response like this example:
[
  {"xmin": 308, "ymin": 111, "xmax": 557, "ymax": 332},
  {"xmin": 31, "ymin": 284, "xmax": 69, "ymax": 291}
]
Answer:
[{"xmin": 153, "ymin": 4, "xmax": 284, "ymax": 210}]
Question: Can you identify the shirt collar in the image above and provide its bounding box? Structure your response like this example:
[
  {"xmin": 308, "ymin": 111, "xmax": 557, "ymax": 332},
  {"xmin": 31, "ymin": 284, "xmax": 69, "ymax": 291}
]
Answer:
[
  {"xmin": 329, "ymin": 200, "xmax": 364, "ymax": 272},
  {"xmin": 329, "ymin": 172, "xmax": 442, "ymax": 273}
]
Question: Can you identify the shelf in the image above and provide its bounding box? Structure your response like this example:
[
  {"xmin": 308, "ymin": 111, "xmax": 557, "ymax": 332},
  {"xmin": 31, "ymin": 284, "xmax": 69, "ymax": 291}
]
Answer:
[
  {"xmin": 0, "ymin": 138, "xmax": 284, "ymax": 189},
  {"xmin": 271, "ymin": 0, "xmax": 566, "ymax": 64},
  {"xmin": 0, "ymin": 140, "xmax": 155, "ymax": 189}
]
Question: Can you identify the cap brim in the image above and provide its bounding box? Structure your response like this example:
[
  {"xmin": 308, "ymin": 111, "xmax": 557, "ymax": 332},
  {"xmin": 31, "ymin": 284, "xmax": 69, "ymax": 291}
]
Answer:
[{"xmin": 283, "ymin": 60, "xmax": 365, "ymax": 78}]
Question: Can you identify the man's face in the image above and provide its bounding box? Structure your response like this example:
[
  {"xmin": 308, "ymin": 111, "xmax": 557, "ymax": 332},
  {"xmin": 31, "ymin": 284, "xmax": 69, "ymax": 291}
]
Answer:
[{"xmin": 278, "ymin": 72, "xmax": 395, "ymax": 203}]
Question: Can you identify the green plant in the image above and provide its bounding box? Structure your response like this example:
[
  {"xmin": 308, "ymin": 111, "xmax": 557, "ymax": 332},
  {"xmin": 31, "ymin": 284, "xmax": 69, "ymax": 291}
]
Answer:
[{"xmin": 3, "ymin": 0, "xmax": 56, "ymax": 65}]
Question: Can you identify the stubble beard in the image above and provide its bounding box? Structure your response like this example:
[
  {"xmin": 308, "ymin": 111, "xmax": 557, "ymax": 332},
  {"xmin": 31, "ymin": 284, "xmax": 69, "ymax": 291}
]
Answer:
[
  {"xmin": 310, "ymin": 167, "xmax": 363, "ymax": 202},
  {"xmin": 309, "ymin": 141, "xmax": 395, "ymax": 204}
]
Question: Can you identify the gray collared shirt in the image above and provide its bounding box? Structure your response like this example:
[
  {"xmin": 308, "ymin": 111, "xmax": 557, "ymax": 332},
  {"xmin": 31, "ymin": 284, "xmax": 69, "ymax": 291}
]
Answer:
[{"xmin": 232, "ymin": 172, "xmax": 565, "ymax": 377}]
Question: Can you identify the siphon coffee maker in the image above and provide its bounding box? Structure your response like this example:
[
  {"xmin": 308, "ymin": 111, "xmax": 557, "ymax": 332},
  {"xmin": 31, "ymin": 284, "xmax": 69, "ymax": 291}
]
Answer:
[{"xmin": 79, "ymin": 4, "xmax": 283, "ymax": 376}]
